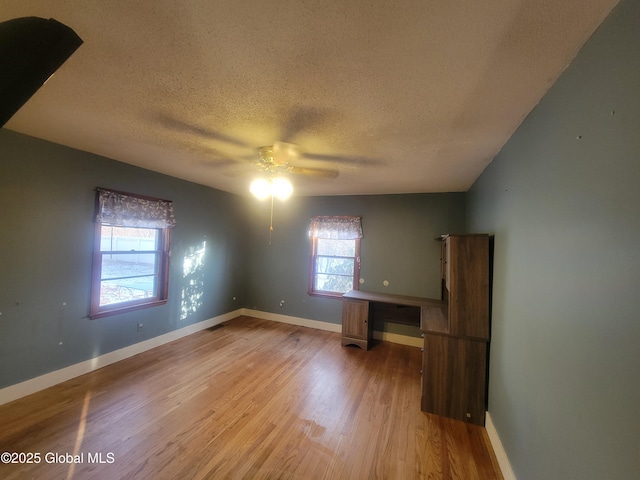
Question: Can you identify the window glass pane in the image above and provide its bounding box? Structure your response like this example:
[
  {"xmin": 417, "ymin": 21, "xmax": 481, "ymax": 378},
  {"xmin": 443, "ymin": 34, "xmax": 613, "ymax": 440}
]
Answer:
[
  {"xmin": 316, "ymin": 257, "xmax": 354, "ymax": 276},
  {"xmin": 315, "ymin": 274, "xmax": 353, "ymax": 294},
  {"xmin": 309, "ymin": 224, "xmax": 360, "ymax": 297},
  {"xmin": 317, "ymin": 238, "xmax": 355, "ymax": 257},
  {"xmin": 100, "ymin": 276, "xmax": 157, "ymax": 306},
  {"xmin": 101, "ymin": 254, "xmax": 158, "ymax": 279},
  {"xmin": 100, "ymin": 226, "xmax": 159, "ymax": 252},
  {"xmin": 91, "ymin": 190, "xmax": 174, "ymax": 319}
]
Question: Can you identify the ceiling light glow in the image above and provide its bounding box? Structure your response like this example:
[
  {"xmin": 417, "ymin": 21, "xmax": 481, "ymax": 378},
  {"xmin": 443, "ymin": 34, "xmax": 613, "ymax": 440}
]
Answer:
[
  {"xmin": 272, "ymin": 177, "xmax": 293, "ymax": 200},
  {"xmin": 250, "ymin": 177, "xmax": 293, "ymax": 200},
  {"xmin": 249, "ymin": 178, "xmax": 271, "ymax": 200}
]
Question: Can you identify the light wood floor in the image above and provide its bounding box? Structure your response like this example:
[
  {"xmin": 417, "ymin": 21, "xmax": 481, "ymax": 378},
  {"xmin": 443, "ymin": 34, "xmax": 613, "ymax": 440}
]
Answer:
[{"xmin": 0, "ymin": 316, "xmax": 503, "ymax": 479}]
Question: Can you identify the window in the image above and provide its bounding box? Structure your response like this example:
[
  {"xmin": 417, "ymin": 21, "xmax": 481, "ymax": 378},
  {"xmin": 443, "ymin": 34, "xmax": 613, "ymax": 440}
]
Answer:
[
  {"xmin": 90, "ymin": 188, "xmax": 175, "ymax": 319},
  {"xmin": 308, "ymin": 216, "xmax": 362, "ymax": 297}
]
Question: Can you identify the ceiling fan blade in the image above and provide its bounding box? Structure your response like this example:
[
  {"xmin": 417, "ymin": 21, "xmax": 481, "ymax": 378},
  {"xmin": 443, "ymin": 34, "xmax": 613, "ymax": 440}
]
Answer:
[
  {"xmin": 280, "ymin": 107, "xmax": 328, "ymax": 143},
  {"xmin": 219, "ymin": 163, "xmax": 256, "ymax": 177},
  {"xmin": 156, "ymin": 114, "xmax": 251, "ymax": 149},
  {"xmin": 287, "ymin": 166, "xmax": 339, "ymax": 178},
  {"xmin": 176, "ymin": 141, "xmax": 255, "ymax": 167},
  {"xmin": 301, "ymin": 152, "xmax": 380, "ymax": 166}
]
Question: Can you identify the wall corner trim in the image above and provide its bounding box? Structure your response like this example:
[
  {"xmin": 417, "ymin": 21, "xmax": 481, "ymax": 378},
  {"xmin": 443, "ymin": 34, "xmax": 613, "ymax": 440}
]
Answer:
[{"xmin": 485, "ymin": 411, "xmax": 517, "ymax": 480}]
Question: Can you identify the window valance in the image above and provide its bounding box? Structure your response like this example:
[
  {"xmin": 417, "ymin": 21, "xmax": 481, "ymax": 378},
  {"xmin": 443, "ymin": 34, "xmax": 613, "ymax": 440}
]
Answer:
[
  {"xmin": 96, "ymin": 188, "xmax": 176, "ymax": 229},
  {"xmin": 309, "ymin": 216, "xmax": 363, "ymax": 240}
]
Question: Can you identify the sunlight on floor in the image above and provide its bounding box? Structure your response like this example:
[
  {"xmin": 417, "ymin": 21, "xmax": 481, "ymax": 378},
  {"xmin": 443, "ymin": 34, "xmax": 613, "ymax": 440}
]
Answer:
[{"xmin": 66, "ymin": 391, "xmax": 92, "ymax": 480}]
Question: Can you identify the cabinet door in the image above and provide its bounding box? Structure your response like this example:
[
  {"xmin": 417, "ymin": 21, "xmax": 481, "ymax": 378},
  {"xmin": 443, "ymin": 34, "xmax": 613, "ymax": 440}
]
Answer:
[
  {"xmin": 341, "ymin": 299, "xmax": 370, "ymax": 348},
  {"xmin": 447, "ymin": 235, "xmax": 489, "ymax": 339},
  {"xmin": 421, "ymin": 333, "xmax": 487, "ymax": 425}
]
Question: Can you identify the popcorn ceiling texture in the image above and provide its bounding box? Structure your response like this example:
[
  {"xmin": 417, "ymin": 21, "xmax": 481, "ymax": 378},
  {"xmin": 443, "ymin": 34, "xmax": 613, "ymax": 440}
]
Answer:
[{"xmin": 1, "ymin": 0, "xmax": 618, "ymax": 196}]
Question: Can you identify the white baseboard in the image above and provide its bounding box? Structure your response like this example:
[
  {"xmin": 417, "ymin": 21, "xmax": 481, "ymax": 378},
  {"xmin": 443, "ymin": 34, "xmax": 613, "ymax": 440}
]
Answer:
[
  {"xmin": 485, "ymin": 411, "xmax": 517, "ymax": 480},
  {"xmin": 0, "ymin": 309, "xmax": 242, "ymax": 406},
  {"xmin": 241, "ymin": 308, "xmax": 343, "ymax": 333},
  {"xmin": 0, "ymin": 308, "xmax": 422, "ymax": 406},
  {"xmin": 242, "ymin": 308, "xmax": 422, "ymax": 347}
]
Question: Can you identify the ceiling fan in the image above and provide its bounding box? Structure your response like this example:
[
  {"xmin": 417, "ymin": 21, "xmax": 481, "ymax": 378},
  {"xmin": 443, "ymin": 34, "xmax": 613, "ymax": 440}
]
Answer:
[
  {"xmin": 254, "ymin": 142, "xmax": 339, "ymax": 179},
  {"xmin": 249, "ymin": 142, "xmax": 336, "ymax": 202},
  {"xmin": 156, "ymin": 110, "xmax": 378, "ymax": 242},
  {"xmin": 155, "ymin": 110, "xmax": 378, "ymax": 183}
]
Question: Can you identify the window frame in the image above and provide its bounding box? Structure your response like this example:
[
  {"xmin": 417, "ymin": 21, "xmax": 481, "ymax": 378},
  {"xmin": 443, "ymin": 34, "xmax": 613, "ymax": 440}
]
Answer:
[
  {"xmin": 89, "ymin": 190, "xmax": 173, "ymax": 319},
  {"xmin": 308, "ymin": 236, "xmax": 361, "ymax": 298}
]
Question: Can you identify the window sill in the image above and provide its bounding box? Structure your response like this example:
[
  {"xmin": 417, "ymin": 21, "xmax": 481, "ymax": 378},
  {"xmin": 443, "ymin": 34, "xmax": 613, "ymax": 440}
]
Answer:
[
  {"xmin": 90, "ymin": 298, "xmax": 168, "ymax": 319},
  {"xmin": 307, "ymin": 290, "xmax": 355, "ymax": 300}
]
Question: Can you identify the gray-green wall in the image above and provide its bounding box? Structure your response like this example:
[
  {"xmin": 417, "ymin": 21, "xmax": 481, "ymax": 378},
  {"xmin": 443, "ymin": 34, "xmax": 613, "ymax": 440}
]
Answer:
[
  {"xmin": 0, "ymin": 129, "xmax": 248, "ymax": 388},
  {"xmin": 467, "ymin": 0, "xmax": 640, "ymax": 478},
  {"xmin": 1, "ymin": 128, "xmax": 464, "ymax": 388},
  {"xmin": 241, "ymin": 192, "xmax": 465, "ymax": 336},
  {"xmin": 4, "ymin": 1, "xmax": 638, "ymax": 476}
]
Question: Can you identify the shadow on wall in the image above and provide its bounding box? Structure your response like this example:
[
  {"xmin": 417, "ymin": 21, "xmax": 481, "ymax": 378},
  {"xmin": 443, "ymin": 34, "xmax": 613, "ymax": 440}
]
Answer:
[{"xmin": 180, "ymin": 240, "xmax": 207, "ymax": 321}]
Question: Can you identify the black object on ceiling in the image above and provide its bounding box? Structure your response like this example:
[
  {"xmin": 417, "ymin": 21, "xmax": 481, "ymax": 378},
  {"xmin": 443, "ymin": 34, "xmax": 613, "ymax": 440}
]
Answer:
[{"xmin": 0, "ymin": 17, "xmax": 83, "ymax": 128}]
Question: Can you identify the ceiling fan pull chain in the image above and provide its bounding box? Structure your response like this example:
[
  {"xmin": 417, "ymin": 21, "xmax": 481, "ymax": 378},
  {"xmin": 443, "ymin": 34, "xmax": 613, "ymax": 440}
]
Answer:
[{"xmin": 269, "ymin": 194, "xmax": 274, "ymax": 245}]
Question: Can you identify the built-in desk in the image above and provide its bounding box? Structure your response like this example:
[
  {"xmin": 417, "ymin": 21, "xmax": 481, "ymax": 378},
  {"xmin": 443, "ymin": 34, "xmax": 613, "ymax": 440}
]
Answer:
[
  {"xmin": 341, "ymin": 234, "xmax": 491, "ymax": 426},
  {"xmin": 420, "ymin": 234, "xmax": 491, "ymax": 426},
  {"xmin": 341, "ymin": 290, "xmax": 446, "ymax": 349}
]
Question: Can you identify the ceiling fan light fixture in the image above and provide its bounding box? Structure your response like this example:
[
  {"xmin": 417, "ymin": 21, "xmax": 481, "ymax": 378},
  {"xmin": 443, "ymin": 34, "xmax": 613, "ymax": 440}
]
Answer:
[
  {"xmin": 272, "ymin": 177, "xmax": 293, "ymax": 200},
  {"xmin": 249, "ymin": 178, "xmax": 272, "ymax": 200},
  {"xmin": 249, "ymin": 177, "xmax": 293, "ymax": 200}
]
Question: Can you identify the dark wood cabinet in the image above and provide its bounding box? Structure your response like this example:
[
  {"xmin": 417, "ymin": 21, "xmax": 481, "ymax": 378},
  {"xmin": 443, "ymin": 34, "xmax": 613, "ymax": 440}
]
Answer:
[
  {"xmin": 341, "ymin": 297, "xmax": 371, "ymax": 349},
  {"xmin": 421, "ymin": 234, "xmax": 491, "ymax": 425},
  {"xmin": 421, "ymin": 333, "xmax": 488, "ymax": 425},
  {"xmin": 340, "ymin": 234, "xmax": 491, "ymax": 426},
  {"xmin": 443, "ymin": 235, "xmax": 490, "ymax": 339},
  {"xmin": 341, "ymin": 290, "xmax": 444, "ymax": 350}
]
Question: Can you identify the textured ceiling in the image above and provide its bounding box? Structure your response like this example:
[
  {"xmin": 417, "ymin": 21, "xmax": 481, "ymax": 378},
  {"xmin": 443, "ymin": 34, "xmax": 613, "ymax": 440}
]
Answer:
[{"xmin": 1, "ymin": 0, "xmax": 618, "ymax": 197}]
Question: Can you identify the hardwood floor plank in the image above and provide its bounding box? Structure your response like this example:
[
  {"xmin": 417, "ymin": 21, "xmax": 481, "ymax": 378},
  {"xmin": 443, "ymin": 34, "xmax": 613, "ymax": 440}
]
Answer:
[{"xmin": 0, "ymin": 316, "xmax": 502, "ymax": 479}]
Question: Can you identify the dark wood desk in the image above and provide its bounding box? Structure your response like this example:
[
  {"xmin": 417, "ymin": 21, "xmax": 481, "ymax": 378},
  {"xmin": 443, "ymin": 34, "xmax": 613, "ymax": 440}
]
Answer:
[
  {"xmin": 341, "ymin": 232, "xmax": 491, "ymax": 428},
  {"xmin": 341, "ymin": 290, "xmax": 446, "ymax": 349}
]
